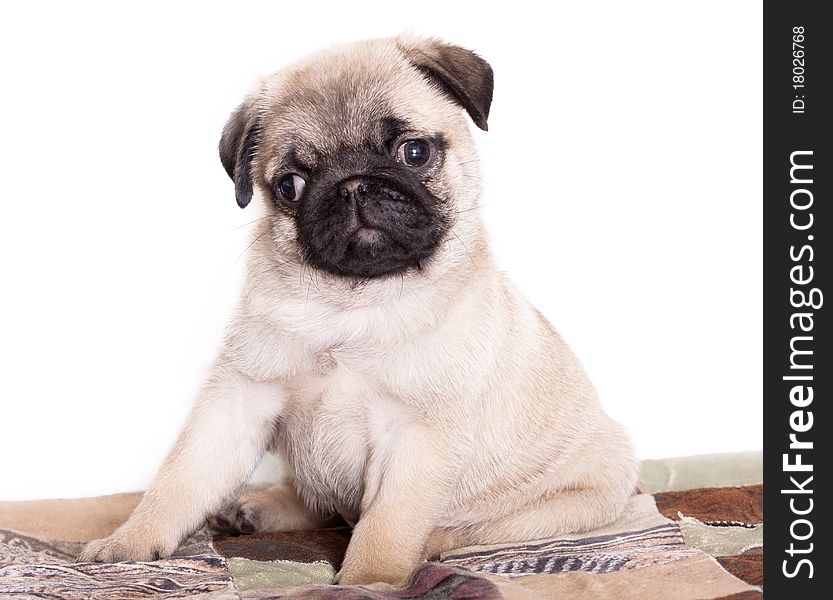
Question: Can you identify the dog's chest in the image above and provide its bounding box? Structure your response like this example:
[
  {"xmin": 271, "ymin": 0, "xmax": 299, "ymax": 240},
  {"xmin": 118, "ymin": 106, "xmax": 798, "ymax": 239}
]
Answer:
[{"xmin": 278, "ymin": 360, "xmax": 406, "ymax": 523}]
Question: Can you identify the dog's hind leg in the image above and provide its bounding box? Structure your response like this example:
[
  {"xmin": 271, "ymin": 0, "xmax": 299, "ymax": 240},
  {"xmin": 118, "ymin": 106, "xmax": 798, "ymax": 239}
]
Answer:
[{"xmin": 207, "ymin": 484, "xmax": 333, "ymax": 535}]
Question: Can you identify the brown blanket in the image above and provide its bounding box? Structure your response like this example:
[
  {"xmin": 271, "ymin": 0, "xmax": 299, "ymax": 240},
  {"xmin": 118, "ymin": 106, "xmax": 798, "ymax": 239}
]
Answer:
[{"xmin": 0, "ymin": 452, "xmax": 762, "ymax": 599}]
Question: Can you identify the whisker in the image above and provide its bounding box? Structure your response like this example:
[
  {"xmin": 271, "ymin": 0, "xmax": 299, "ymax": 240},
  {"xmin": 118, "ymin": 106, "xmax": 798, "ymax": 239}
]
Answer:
[
  {"xmin": 237, "ymin": 229, "xmax": 271, "ymax": 261},
  {"xmin": 453, "ymin": 205, "xmax": 481, "ymax": 215},
  {"xmin": 452, "ymin": 230, "xmax": 476, "ymax": 269},
  {"xmin": 229, "ymin": 215, "xmax": 275, "ymax": 232},
  {"xmin": 305, "ymin": 267, "xmax": 313, "ymax": 316}
]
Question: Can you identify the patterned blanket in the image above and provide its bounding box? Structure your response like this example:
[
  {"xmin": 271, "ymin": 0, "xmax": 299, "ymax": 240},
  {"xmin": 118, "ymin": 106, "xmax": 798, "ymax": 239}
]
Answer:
[{"xmin": 0, "ymin": 451, "xmax": 762, "ymax": 599}]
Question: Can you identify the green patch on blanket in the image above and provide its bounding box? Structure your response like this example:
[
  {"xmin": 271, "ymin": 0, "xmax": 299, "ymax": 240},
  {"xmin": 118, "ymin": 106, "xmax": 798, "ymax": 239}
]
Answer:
[
  {"xmin": 226, "ymin": 557, "xmax": 336, "ymax": 589},
  {"xmin": 640, "ymin": 450, "xmax": 762, "ymax": 493},
  {"xmin": 678, "ymin": 517, "xmax": 763, "ymax": 557}
]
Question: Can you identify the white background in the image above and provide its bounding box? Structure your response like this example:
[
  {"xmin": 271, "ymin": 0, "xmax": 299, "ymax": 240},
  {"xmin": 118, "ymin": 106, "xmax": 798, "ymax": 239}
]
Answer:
[{"xmin": 0, "ymin": 1, "xmax": 762, "ymax": 501}]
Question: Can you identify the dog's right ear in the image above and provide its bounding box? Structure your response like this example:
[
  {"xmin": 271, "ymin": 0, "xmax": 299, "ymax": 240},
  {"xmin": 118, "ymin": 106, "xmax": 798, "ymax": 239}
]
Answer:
[{"xmin": 219, "ymin": 97, "xmax": 260, "ymax": 209}]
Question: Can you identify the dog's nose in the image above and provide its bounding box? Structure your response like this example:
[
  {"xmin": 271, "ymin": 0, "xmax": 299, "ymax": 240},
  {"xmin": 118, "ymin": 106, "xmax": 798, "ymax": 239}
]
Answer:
[{"xmin": 338, "ymin": 178, "xmax": 368, "ymax": 200}]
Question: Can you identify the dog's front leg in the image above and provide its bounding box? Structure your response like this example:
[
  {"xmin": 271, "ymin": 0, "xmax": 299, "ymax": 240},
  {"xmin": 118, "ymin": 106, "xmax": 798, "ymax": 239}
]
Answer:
[
  {"xmin": 337, "ymin": 423, "xmax": 455, "ymax": 586},
  {"xmin": 79, "ymin": 363, "xmax": 285, "ymax": 562}
]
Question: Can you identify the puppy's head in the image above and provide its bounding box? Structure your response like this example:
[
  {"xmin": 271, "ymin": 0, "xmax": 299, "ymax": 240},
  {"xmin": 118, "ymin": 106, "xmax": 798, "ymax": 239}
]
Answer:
[{"xmin": 220, "ymin": 36, "xmax": 493, "ymax": 279}]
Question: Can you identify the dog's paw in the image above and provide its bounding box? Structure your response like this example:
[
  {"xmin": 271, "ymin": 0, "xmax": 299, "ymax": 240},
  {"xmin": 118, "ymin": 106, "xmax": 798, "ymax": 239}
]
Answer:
[
  {"xmin": 207, "ymin": 500, "xmax": 259, "ymax": 536},
  {"xmin": 77, "ymin": 529, "xmax": 171, "ymax": 563}
]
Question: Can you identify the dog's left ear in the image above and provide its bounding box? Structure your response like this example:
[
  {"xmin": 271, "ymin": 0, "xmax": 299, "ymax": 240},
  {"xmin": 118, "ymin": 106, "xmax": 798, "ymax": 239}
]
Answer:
[
  {"xmin": 399, "ymin": 38, "xmax": 494, "ymax": 131},
  {"xmin": 219, "ymin": 96, "xmax": 260, "ymax": 209}
]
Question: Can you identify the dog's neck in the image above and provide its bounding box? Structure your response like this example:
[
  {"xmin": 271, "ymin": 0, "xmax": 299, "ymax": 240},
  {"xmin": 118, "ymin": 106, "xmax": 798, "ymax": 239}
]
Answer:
[{"xmin": 239, "ymin": 219, "xmax": 493, "ymax": 339}]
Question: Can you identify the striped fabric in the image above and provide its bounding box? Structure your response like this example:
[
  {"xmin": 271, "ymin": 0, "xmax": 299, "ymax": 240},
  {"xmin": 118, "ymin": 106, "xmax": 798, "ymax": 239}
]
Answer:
[
  {"xmin": 441, "ymin": 523, "xmax": 696, "ymax": 576},
  {"xmin": 0, "ymin": 530, "xmax": 231, "ymax": 599}
]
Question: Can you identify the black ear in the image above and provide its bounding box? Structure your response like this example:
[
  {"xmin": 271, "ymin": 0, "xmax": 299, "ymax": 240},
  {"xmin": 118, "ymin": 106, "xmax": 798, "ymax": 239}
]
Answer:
[
  {"xmin": 219, "ymin": 98, "xmax": 260, "ymax": 208},
  {"xmin": 400, "ymin": 38, "xmax": 494, "ymax": 131}
]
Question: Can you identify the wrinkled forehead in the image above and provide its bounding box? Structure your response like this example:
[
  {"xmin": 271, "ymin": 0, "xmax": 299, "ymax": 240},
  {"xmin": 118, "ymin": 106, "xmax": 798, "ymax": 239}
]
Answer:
[{"xmin": 256, "ymin": 46, "xmax": 455, "ymax": 175}]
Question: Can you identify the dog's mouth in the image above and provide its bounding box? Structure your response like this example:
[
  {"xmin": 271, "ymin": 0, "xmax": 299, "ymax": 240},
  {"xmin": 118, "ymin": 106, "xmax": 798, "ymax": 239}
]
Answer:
[
  {"xmin": 297, "ymin": 175, "xmax": 447, "ymax": 279},
  {"xmin": 351, "ymin": 227, "xmax": 387, "ymax": 250}
]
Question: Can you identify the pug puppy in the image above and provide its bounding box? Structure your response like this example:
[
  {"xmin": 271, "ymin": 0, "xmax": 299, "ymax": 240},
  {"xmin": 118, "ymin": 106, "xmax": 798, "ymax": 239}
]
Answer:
[{"xmin": 79, "ymin": 35, "xmax": 638, "ymax": 585}]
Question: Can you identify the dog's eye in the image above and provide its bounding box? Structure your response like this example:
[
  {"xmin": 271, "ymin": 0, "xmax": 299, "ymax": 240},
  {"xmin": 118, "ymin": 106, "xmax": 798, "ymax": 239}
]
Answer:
[
  {"xmin": 397, "ymin": 140, "xmax": 431, "ymax": 167},
  {"xmin": 277, "ymin": 174, "xmax": 306, "ymax": 203}
]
